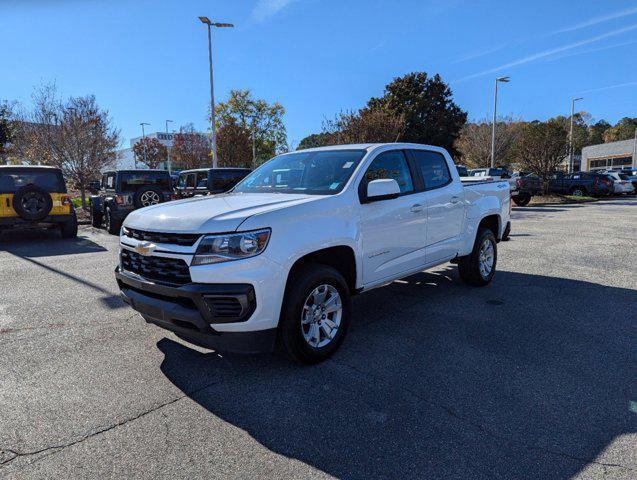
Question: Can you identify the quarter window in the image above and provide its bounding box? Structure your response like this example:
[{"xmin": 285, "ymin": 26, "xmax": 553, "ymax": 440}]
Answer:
[
  {"xmin": 363, "ymin": 151, "xmax": 414, "ymax": 194},
  {"xmin": 411, "ymin": 150, "xmax": 451, "ymax": 190}
]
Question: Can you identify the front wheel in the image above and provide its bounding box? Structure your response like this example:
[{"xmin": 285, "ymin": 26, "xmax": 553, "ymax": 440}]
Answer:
[
  {"xmin": 105, "ymin": 207, "xmax": 120, "ymax": 235},
  {"xmin": 512, "ymin": 194, "xmax": 531, "ymax": 206},
  {"xmin": 91, "ymin": 206, "xmax": 103, "ymax": 228},
  {"xmin": 458, "ymin": 228, "xmax": 497, "ymax": 286},
  {"xmin": 278, "ymin": 263, "xmax": 351, "ymax": 364}
]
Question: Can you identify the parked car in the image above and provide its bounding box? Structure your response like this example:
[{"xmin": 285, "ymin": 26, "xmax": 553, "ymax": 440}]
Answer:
[
  {"xmin": 619, "ymin": 168, "xmax": 637, "ymax": 192},
  {"xmin": 89, "ymin": 169, "xmax": 175, "ymax": 234},
  {"xmin": 175, "ymin": 168, "xmax": 252, "ymax": 198},
  {"xmin": 548, "ymin": 172, "xmax": 613, "ymax": 197},
  {"xmin": 604, "ymin": 171, "xmax": 635, "ymax": 195},
  {"xmin": 0, "ymin": 165, "xmax": 77, "ymax": 238},
  {"xmin": 116, "ymin": 143, "xmax": 511, "ymax": 364},
  {"xmin": 468, "ymin": 167, "xmax": 519, "ymax": 198},
  {"xmin": 510, "ymin": 172, "xmax": 542, "ymax": 206}
]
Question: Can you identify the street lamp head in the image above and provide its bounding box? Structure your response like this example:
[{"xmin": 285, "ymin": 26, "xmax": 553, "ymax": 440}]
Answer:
[
  {"xmin": 213, "ymin": 23, "xmax": 234, "ymax": 28},
  {"xmin": 199, "ymin": 16, "xmax": 211, "ymax": 25},
  {"xmin": 496, "ymin": 76, "xmax": 510, "ymax": 83},
  {"xmin": 574, "ymin": 97, "xmax": 583, "ymax": 102}
]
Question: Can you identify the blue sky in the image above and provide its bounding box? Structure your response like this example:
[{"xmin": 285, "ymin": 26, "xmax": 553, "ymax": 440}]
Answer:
[{"xmin": 2, "ymin": 0, "xmax": 637, "ymax": 148}]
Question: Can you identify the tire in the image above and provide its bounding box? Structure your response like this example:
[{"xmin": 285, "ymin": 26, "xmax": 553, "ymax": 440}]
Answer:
[
  {"xmin": 458, "ymin": 228, "xmax": 498, "ymax": 287},
  {"xmin": 91, "ymin": 204, "xmax": 103, "ymax": 228},
  {"xmin": 133, "ymin": 187, "xmax": 163, "ymax": 208},
  {"xmin": 105, "ymin": 207, "xmax": 120, "ymax": 235},
  {"xmin": 278, "ymin": 263, "xmax": 351, "ymax": 364},
  {"xmin": 12, "ymin": 185, "xmax": 53, "ymax": 221},
  {"xmin": 60, "ymin": 209, "xmax": 78, "ymax": 239},
  {"xmin": 569, "ymin": 187, "xmax": 586, "ymax": 197},
  {"xmin": 512, "ymin": 194, "xmax": 531, "ymax": 207}
]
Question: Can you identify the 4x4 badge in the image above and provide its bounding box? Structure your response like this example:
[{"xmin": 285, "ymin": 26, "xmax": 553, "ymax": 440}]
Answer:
[{"xmin": 135, "ymin": 242, "xmax": 156, "ymax": 256}]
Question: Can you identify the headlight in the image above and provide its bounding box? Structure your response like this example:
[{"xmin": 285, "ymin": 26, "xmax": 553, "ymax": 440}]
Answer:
[{"xmin": 191, "ymin": 229, "xmax": 271, "ymax": 266}]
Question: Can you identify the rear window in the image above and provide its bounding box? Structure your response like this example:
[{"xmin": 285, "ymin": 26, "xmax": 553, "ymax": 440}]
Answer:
[
  {"xmin": 456, "ymin": 166, "xmax": 468, "ymax": 176},
  {"xmin": 119, "ymin": 171, "xmax": 171, "ymax": 192},
  {"xmin": 0, "ymin": 169, "xmax": 66, "ymax": 193}
]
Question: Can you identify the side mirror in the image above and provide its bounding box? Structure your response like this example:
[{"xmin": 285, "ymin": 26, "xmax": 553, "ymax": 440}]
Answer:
[
  {"xmin": 365, "ymin": 179, "xmax": 401, "ymax": 202},
  {"xmin": 88, "ymin": 181, "xmax": 101, "ymax": 193}
]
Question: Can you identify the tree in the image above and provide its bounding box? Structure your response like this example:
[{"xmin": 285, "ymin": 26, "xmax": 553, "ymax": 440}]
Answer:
[
  {"xmin": 217, "ymin": 118, "xmax": 252, "ymax": 168},
  {"xmin": 214, "ymin": 89, "xmax": 286, "ymax": 166},
  {"xmin": 11, "ymin": 85, "xmax": 119, "ymax": 207},
  {"xmin": 0, "ymin": 102, "xmax": 14, "ymax": 161},
  {"xmin": 516, "ymin": 120, "xmax": 569, "ymax": 193},
  {"xmin": 132, "ymin": 137, "xmax": 167, "ymax": 169},
  {"xmin": 171, "ymin": 123, "xmax": 210, "ymax": 170},
  {"xmin": 455, "ymin": 117, "xmax": 522, "ymax": 168},
  {"xmin": 602, "ymin": 117, "xmax": 637, "ymax": 143},
  {"xmin": 587, "ymin": 119, "xmax": 611, "ymax": 145},
  {"xmin": 297, "ymin": 132, "xmax": 334, "ymax": 150},
  {"xmin": 367, "ymin": 72, "xmax": 467, "ymax": 157},
  {"xmin": 549, "ymin": 113, "xmax": 589, "ymax": 156},
  {"xmin": 324, "ymin": 109, "xmax": 406, "ymax": 145}
]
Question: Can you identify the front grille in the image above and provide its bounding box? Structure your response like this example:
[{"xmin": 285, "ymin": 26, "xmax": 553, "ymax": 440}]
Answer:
[
  {"xmin": 121, "ymin": 249, "xmax": 192, "ymax": 285},
  {"xmin": 204, "ymin": 297, "xmax": 244, "ymax": 317},
  {"xmin": 124, "ymin": 228, "xmax": 200, "ymax": 247}
]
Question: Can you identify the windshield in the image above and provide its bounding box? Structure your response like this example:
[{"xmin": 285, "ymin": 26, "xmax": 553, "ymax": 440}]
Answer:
[
  {"xmin": 119, "ymin": 171, "xmax": 171, "ymax": 192},
  {"xmin": 0, "ymin": 169, "xmax": 66, "ymax": 193},
  {"xmin": 234, "ymin": 149, "xmax": 366, "ymax": 195}
]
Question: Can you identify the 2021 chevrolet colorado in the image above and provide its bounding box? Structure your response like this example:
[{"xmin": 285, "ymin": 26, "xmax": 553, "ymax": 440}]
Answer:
[{"xmin": 116, "ymin": 143, "xmax": 511, "ymax": 364}]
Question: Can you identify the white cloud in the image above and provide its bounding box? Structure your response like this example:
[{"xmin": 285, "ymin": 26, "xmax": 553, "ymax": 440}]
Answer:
[
  {"xmin": 551, "ymin": 6, "xmax": 637, "ymax": 35},
  {"xmin": 250, "ymin": 0, "xmax": 298, "ymax": 23},
  {"xmin": 455, "ymin": 22, "xmax": 637, "ymax": 83},
  {"xmin": 545, "ymin": 39, "xmax": 637, "ymax": 62},
  {"xmin": 451, "ymin": 43, "xmax": 509, "ymax": 64}
]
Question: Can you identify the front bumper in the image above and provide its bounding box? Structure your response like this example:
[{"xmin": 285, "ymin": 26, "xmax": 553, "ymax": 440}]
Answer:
[{"xmin": 116, "ymin": 267, "xmax": 276, "ymax": 354}]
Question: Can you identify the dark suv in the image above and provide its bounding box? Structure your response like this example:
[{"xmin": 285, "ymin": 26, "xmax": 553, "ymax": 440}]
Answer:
[
  {"xmin": 176, "ymin": 168, "xmax": 251, "ymax": 198},
  {"xmin": 89, "ymin": 170, "xmax": 175, "ymax": 234},
  {"xmin": 0, "ymin": 165, "xmax": 77, "ymax": 238}
]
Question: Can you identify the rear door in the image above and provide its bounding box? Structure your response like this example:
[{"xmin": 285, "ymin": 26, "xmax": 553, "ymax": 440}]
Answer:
[
  {"xmin": 409, "ymin": 149, "xmax": 464, "ymax": 263},
  {"xmin": 359, "ymin": 150, "xmax": 427, "ymax": 285}
]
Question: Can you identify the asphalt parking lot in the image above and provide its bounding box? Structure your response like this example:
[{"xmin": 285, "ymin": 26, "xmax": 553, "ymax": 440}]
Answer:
[{"xmin": 0, "ymin": 197, "xmax": 635, "ymax": 480}]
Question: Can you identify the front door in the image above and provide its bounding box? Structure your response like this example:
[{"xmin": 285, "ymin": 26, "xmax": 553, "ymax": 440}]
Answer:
[{"xmin": 360, "ymin": 150, "xmax": 428, "ymax": 285}]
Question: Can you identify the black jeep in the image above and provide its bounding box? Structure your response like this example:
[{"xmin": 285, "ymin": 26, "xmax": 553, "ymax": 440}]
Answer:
[
  {"xmin": 0, "ymin": 165, "xmax": 78, "ymax": 238},
  {"xmin": 89, "ymin": 170, "xmax": 174, "ymax": 235},
  {"xmin": 175, "ymin": 168, "xmax": 251, "ymax": 198}
]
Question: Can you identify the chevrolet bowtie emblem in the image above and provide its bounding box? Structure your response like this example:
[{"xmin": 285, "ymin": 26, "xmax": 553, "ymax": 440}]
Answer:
[{"xmin": 135, "ymin": 241, "xmax": 156, "ymax": 256}]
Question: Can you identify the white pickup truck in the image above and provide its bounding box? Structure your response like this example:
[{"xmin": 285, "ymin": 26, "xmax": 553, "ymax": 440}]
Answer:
[{"xmin": 116, "ymin": 143, "xmax": 511, "ymax": 364}]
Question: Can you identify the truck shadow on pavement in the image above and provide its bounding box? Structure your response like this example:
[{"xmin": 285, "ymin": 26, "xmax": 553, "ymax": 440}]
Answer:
[
  {"xmin": 157, "ymin": 268, "xmax": 636, "ymax": 480},
  {"xmin": 0, "ymin": 229, "xmax": 106, "ymax": 257}
]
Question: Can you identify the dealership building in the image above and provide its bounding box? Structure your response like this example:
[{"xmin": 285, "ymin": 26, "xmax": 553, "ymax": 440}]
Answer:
[
  {"xmin": 115, "ymin": 132, "xmax": 177, "ymax": 170},
  {"xmin": 580, "ymin": 138, "xmax": 636, "ymax": 172}
]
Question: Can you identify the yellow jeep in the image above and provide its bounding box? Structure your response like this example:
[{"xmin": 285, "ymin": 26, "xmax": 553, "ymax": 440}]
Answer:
[{"xmin": 0, "ymin": 165, "xmax": 77, "ymax": 238}]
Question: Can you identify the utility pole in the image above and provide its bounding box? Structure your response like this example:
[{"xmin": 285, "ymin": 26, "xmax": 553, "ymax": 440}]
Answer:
[
  {"xmin": 633, "ymin": 127, "xmax": 637, "ymax": 168},
  {"xmin": 199, "ymin": 17, "xmax": 234, "ymax": 168},
  {"xmin": 252, "ymin": 120, "xmax": 257, "ymax": 169},
  {"xmin": 140, "ymin": 122, "xmax": 150, "ymax": 168},
  {"xmin": 569, "ymin": 97, "xmax": 583, "ymax": 173},
  {"xmin": 165, "ymin": 119, "xmax": 173, "ymax": 173},
  {"xmin": 491, "ymin": 76, "xmax": 510, "ymax": 168}
]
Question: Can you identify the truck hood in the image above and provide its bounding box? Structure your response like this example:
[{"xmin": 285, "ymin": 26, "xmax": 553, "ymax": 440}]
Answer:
[{"xmin": 123, "ymin": 192, "xmax": 325, "ymax": 233}]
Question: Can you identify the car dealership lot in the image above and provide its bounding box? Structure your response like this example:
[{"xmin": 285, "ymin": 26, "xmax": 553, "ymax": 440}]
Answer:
[{"xmin": 1, "ymin": 198, "xmax": 635, "ymax": 479}]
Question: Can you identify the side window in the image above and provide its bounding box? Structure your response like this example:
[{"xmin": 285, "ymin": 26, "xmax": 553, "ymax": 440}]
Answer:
[
  {"xmin": 177, "ymin": 174, "xmax": 187, "ymax": 188},
  {"xmin": 196, "ymin": 171, "xmax": 208, "ymax": 188},
  {"xmin": 411, "ymin": 150, "xmax": 451, "ymax": 190},
  {"xmin": 186, "ymin": 174, "xmax": 196, "ymax": 189},
  {"xmin": 363, "ymin": 151, "xmax": 414, "ymax": 194},
  {"xmin": 106, "ymin": 174, "xmax": 115, "ymax": 189}
]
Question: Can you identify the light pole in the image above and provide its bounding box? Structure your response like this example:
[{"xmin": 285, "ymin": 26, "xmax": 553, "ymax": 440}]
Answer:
[
  {"xmin": 251, "ymin": 120, "xmax": 257, "ymax": 169},
  {"xmin": 569, "ymin": 97, "xmax": 583, "ymax": 173},
  {"xmin": 633, "ymin": 127, "xmax": 637, "ymax": 168},
  {"xmin": 491, "ymin": 76, "xmax": 510, "ymax": 168},
  {"xmin": 199, "ymin": 16, "xmax": 234, "ymax": 168},
  {"xmin": 139, "ymin": 122, "xmax": 150, "ymax": 169},
  {"xmin": 165, "ymin": 119, "xmax": 173, "ymax": 173}
]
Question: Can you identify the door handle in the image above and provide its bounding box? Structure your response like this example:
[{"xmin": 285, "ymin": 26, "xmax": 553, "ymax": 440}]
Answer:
[
  {"xmin": 450, "ymin": 196, "xmax": 461, "ymax": 204},
  {"xmin": 410, "ymin": 204, "xmax": 424, "ymax": 213}
]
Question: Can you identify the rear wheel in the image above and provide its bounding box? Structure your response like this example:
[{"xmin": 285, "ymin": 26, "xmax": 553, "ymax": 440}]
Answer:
[
  {"xmin": 105, "ymin": 207, "xmax": 120, "ymax": 235},
  {"xmin": 278, "ymin": 263, "xmax": 351, "ymax": 364},
  {"xmin": 60, "ymin": 209, "xmax": 78, "ymax": 239},
  {"xmin": 570, "ymin": 187, "xmax": 586, "ymax": 197},
  {"xmin": 91, "ymin": 205, "xmax": 103, "ymax": 228},
  {"xmin": 512, "ymin": 194, "xmax": 531, "ymax": 206},
  {"xmin": 458, "ymin": 228, "xmax": 497, "ymax": 287}
]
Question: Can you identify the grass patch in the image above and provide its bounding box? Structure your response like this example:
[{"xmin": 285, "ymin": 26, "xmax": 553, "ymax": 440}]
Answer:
[{"xmin": 564, "ymin": 195, "xmax": 596, "ymax": 202}]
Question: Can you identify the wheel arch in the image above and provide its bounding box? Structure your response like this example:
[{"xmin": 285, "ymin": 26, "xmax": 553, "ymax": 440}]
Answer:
[
  {"xmin": 478, "ymin": 214, "xmax": 501, "ymax": 240},
  {"xmin": 286, "ymin": 246, "xmax": 357, "ymax": 296}
]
